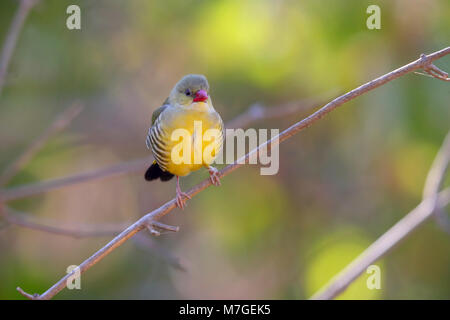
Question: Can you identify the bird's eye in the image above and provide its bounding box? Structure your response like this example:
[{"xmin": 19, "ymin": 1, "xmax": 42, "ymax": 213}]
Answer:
[{"xmin": 185, "ymin": 89, "xmax": 191, "ymax": 96}]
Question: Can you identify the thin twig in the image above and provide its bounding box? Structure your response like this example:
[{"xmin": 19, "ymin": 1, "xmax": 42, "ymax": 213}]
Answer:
[
  {"xmin": 422, "ymin": 131, "xmax": 450, "ymax": 232},
  {"xmin": 310, "ymin": 188, "xmax": 450, "ymax": 300},
  {"xmin": 147, "ymin": 220, "xmax": 180, "ymax": 234},
  {"xmin": 3, "ymin": 207, "xmax": 125, "ymax": 238},
  {"xmin": 0, "ymin": 102, "xmax": 84, "ymax": 186},
  {"xmin": 16, "ymin": 286, "xmax": 39, "ymax": 300},
  {"xmin": 15, "ymin": 47, "xmax": 450, "ymax": 299},
  {"xmin": 225, "ymin": 92, "xmax": 334, "ymax": 129},
  {"xmin": 0, "ymin": 157, "xmax": 149, "ymax": 202},
  {"xmin": 3, "ymin": 208, "xmax": 187, "ymax": 270},
  {"xmin": 311, "ymin": 130, "xmax": 450, "ymax": 300},
  {"xmin": 414, "ymin": 71, "xmax": 435, "ymax": 79},
  {"xmin": 420, "ymin": 54, "xmax": 450, "ymax": 82},
  {"xmin": 423, "ymin": 131, "xmax": 450, "ymax": 200},
  {"xmin": 0, "ymin": 95, "xmax": 323, "ymax": 202},
  {"xmin": 0, "ymin": 0, "xmax": 39, "ymax": 97}
]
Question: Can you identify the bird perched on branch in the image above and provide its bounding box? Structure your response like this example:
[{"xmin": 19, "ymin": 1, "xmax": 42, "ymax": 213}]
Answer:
[{"xmin": 145, "ymin": 74, "xmax": 224, "ymax": 208}]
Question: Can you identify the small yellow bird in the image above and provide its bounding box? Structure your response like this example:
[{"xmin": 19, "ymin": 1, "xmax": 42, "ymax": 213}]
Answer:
[{"xmin": 145, "ymin": 74, "xmax": 224, "ymax": 208}]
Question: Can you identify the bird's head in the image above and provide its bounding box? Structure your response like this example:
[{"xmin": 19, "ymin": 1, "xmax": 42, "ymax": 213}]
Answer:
[{"xmin": 169, "ymin": 74, "xmax": 211, "ymax": 108}]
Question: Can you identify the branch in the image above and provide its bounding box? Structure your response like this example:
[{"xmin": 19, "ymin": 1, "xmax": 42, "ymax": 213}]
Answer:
[
  {"xmin": 0, "ymin": 157, "xmax": 149, "ymax": 202},
  {"xmin": 16, "ymin": 47, "xmax": 450, "ymax": 299},
  {"xmin": 310, "ymin": 188, "xmax": 450, "ymax": 300},
  {"xmin": 225, "ymin": 91, "xmax": 335, "ymax": 129},
  {"xmin": 423, "ymin": 132, "xmax": 450, "ymax": 232},
  {"xmin": 420, "ymin": 54, "xmax": 450, "ymax": 81},
  {"xmin": 0, "ymin": 95, "xmax": 323, "ymax": 202},
  {"xmin": 0, "ymin": 0, "xmax": 39, "ymax": 97},
  {"xmin": 2, "ymin": 207, "xmax": 181, "ymax": 240},
  {"xmin": 17, "ymin": 286, "xmax": 39, "ymax": 300},
  {"xmin": 2, "ymin": 208, "xmax": 187, "ymax": 271},
  {"xmin": 310, "ymin": 130, "xmax": 450, "ymax": 300},
  {"xmin": 3, "ymin": 207, "xmax": 125, "ymax": 238},
  {"xmin": 0, "ymin": 102, "xmax": 84, "ymax": 186}
]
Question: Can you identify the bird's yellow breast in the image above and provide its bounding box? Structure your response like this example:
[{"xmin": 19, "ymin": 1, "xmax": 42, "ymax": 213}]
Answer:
[{"xmin": 155, "ymin": 103, "xmax": 223, "ymax": 177}]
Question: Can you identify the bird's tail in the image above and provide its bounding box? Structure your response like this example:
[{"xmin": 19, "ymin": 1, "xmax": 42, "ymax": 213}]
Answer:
[{"xmin": 145, "ymin": 161, "xmax": 174, "ymax": 182}]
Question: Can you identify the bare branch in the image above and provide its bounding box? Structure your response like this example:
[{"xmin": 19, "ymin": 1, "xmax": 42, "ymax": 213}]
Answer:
[
  {"xmin": 0, "ymin": 95, "xmax": 322, "ymax": 202},
  {"xmin": 15, "ymin": 47, "xmax": 450, "ymax": 299},
  {"xmin": 225, "ymin": 92, "xmax": 334, "ymax": 129},
  {"xmin": 16, "ymin": 286, "xmax": 39, "ymax": 300},
  {"xmin": 423, "ymin": 131, "xmax": 450, "ymax": 200},
  {"xmin": 0, "ymin": 157, "xmax": 149, "ymax": 202},
  {"xmin": 21, "ymin": 219, "xmax": 147, "ymax": 299},
  {"xmin": 0, "ymin": 102, "xmax": 84, "ymax": 186},
  {"xmin": 0, "ymin": 0, "xmax": 39, "ymax": 97},
  {"xmin": 420, "ymin": 54, "xmax": 450, "ymax": 81},
  {"xmin": 3, "ymin": 207, "xmax": 125, "ymax": 238},
  {"xmin": 423, "ymin": 131, "xmax": 450, "ymax": 232},
  {"xmin": 2, "ymin": 207, "xmax": 187, "ymax": 270},
  {"xmin": 311, "ymin": 130, "xmax": 450, "ymax": 300},
  {"xmin": 310, "ymin": 188, "xmax": 450, "ymax": 300},
  {"xmin": 145, "ymin": 220, "xmax": 180, "ymax": 234}
]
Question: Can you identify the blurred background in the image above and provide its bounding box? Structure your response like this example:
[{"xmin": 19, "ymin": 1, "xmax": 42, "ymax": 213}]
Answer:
[{"xmin": 0, "ymin": 0, "xmax": 449, "ymax": 299}]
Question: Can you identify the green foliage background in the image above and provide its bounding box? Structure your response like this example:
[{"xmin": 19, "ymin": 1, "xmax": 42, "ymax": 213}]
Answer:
[{"xmin": 0, "ymin": 0, "xmax": 449, "ymax": 299}]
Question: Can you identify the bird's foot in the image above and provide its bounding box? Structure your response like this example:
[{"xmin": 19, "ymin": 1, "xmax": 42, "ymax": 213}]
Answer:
[
  {"xmin": 208, "ymin": 166, "xmax": 221, "ymax": 186},
  {"xmin": 175, "ymin": 190, "xmax": 191, "ymax": 209}
]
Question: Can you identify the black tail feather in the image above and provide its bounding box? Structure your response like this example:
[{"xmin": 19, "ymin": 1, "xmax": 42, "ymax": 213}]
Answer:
[{"xmin": 145, "ymin": 161, "xmax": 174, "ymax": 182}]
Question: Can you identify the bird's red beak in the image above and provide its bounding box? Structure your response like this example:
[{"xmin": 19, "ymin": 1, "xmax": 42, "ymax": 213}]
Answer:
[{"xmin": 193, "ymin": 89, "xmax": 208, "ymax": 102}]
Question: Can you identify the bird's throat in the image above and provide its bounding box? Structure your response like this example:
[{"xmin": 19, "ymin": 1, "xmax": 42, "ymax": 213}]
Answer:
[{"xmin": 191, "ymin": 101, "xmax": 212, "ymax": 112}]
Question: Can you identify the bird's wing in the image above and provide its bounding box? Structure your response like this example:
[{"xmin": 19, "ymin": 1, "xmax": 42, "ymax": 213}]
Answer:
[
  {"xmin": 146, "ymin": 99, "xmax": 170, "ymax": 149},
  {"xmin": 151, "ymin": 98, "xmax": 170, "ymax": 125}
]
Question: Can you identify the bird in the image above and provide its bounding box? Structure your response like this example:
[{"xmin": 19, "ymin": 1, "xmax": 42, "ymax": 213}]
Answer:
[{"xmin": 145, "ymin": 74, "xmax": 224, "ymax": 209}]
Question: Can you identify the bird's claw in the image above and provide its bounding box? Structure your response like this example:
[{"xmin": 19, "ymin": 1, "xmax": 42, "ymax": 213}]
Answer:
[
  {"xmin": 208, "ymin": 167, "xmax": 221, "ymax": 186},
  {"xmin": 176, "ymin": 191, "xmax": 191, "ymax": 209}
]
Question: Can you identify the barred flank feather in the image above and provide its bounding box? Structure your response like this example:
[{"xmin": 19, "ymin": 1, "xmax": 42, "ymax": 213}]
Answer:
[
  {"xmin": 148, "ymin": 116, "xmax": 170, "ymax": 171},
  {"xmin": 146, "ymin": 107, "xmax": 173, "ymax": 181}
]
